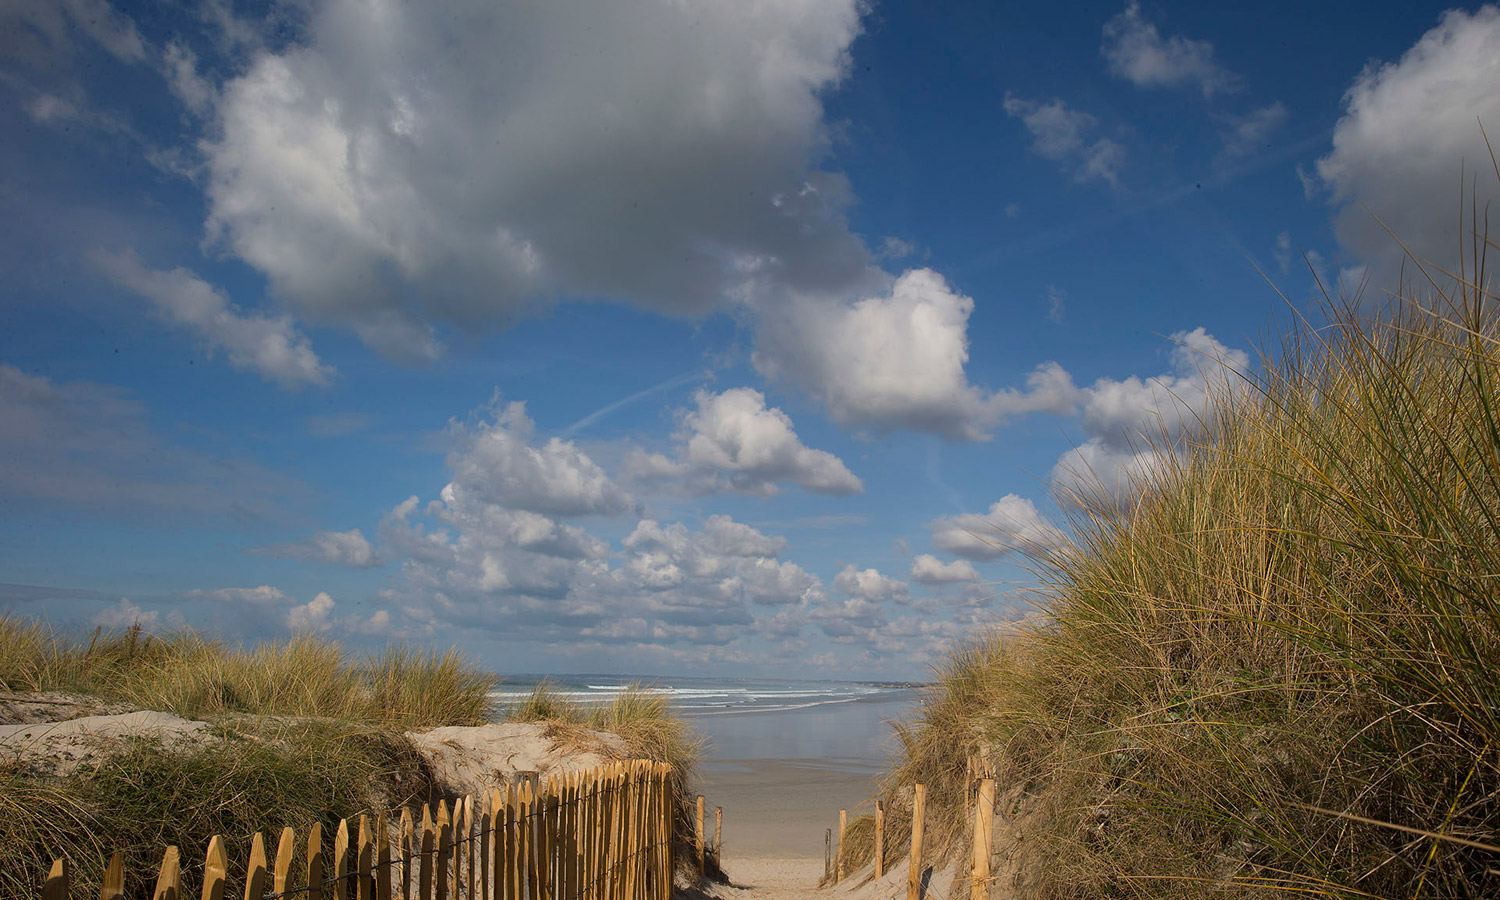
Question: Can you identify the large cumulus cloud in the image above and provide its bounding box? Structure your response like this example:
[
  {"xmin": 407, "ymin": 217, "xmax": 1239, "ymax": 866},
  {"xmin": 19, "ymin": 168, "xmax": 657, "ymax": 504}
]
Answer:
[
  {"xmin": 203, "ymin": 0, "xmax": 870, "ymax": 358},
  {"xmin": 1316, "ymin": 7, "xmax": 1500, "ymax": 294}
]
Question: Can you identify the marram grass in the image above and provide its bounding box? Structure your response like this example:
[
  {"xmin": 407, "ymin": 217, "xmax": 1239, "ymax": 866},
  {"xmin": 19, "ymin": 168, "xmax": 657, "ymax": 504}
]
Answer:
[
  {"xmin": 0, "ymin": 621, "xmax": 494, "ymax": 726},
  {"xmin": 884, "ymin": 238, "xmax": 1500, "ymax": 894}
]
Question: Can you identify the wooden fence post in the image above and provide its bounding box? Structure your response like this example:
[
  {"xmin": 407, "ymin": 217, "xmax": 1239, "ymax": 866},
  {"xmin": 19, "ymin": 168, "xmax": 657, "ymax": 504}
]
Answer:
[
  {"xmin": 101, "ymin": 853, "xmax": 124, "ymax": 900},
  {"xmin": 836, "ymin": 809, "xmax": 847, "ymax": 882},
  {"xmin": 44, "ymin": 858, "xmax": 68, "ymax": 900},
  {"xmin": 201, "ymin": 836, "xmax": 227, "ymax": 900},
  {"xmin": 244, "ymin": 833, "xmax": 269, "ymax": 900},
  {"xmin": 153, "ymin": 847, "xmax": 182, "ymax": 900},
  {"xmin": 419, "ymin": 807, "xmax": 434, "ymax": 900},
  {"xmin": 436, "ymin": 801, "xmax": 452, "ymax": 900},
  {"xmin": 906, "ymin": 784, "xmax": 926, "ymax": 900},
  {"xmin": 971, "ymin": 778, "xmax": 995, "ymax": 900},
  {"xmin": 714, "ymin": 807, "xmax": 722, "ymax": 858},
  {"xmin": 874, "ymin": 800, "xmax": 885, "ymax": 879},
  {"xmin": 274, "ymin": 828, "xmax": 297, "ymax": 897},
  {"xmin": 694, "ymin": 794, "xmax": 705, "ymax": 877},
  {"xmin": 399, "ymin": 811, "xmax": 414, "ymax": 900},
  {"xmin": 333, "ymin": 820, "xmax": 351, "ymax": 900},
  {"xmin": 307, "ymin": 823, "xmax": 324, "ymax": 900},
  {"xmin": 824, "ymin": 829, "xmax": 831, "ymax": 881},
  {"xmin": 376, "ymin": 814, "xmax": 392, "ymax": 900}
]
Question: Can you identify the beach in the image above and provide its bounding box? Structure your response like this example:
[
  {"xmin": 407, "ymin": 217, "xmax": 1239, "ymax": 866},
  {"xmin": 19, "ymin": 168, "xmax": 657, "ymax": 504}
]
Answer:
[{"xmin": 493, "ymin": 676, "xmax": 917, "ymax": 859}]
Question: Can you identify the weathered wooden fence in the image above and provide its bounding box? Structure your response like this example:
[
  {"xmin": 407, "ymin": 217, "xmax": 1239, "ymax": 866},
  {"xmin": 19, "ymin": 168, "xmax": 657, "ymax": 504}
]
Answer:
[{"xmin": 41, "ymin": 760, "xmax": 675, "ymax": 900}]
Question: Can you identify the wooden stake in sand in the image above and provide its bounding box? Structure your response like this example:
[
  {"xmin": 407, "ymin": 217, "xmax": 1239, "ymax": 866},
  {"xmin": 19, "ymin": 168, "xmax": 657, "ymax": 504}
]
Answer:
[
  {"xmin": 824, "ymin": 829, "xmax": 832, "ymax": 880},
  {"xmin": 695, "ymin": 794, "xmax": 707, "ymax": 876},
  {"xmin": 715, "ymin": 806, "xmax": 722, "ymax": 858},
  {"xmin": 971, "ymin": 778, "xmax": 995, "ymax": 900},
  {"xmin": 907, "ymin": 783, "xmax": 926, "ymax": 900},
  {"xmin": 874, "ymin": 800, "xmax": 885, "ymax": 879},
  {"xmin": 836, "ymin": 809, "xmax": 847, "ymax": 882}
]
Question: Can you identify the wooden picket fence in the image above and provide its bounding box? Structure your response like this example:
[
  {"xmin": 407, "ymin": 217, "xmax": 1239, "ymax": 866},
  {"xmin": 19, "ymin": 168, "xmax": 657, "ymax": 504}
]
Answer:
[{"xmin": 41, "ymin": 760, "xmax": 676, "ymax": 900}]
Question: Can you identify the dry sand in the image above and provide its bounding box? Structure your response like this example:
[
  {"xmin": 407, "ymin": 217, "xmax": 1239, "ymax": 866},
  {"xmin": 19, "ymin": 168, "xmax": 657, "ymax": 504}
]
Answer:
[
  {"xmin": 701, "ymin": 758, "xmax": 880, "ymax": 859},
  {"xmin": 404, "ymin": 722, "xmax": 625, "ymax": 797},
  {"xmin": 682, "ymin": 855, "xmax": 957, "ymax": 900}
]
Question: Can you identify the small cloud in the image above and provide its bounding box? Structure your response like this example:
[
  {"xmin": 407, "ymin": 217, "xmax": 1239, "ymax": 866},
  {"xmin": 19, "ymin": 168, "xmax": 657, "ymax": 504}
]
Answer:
[
  {"xmin": 1046, "ymin": 285, "xmax": 1068, "ymax": 324},
  {"xmin": 1101, "ymin": 1, "xmax": 1241, "ymax": 97},
  {"xmin": 928, "ymin": 495, "xmax": 1066, "ymax": 561},
  {"xmin": 92, "ymin": 250, "xmax": 334, "ymax": 389},
  {"xmin": 910, "ymin": 554, "xmax": 980, "ymax": 584},
  {"xmin": 878, "ymin": 236, "xmax": 916, "ymax": 260},
  {"xmin": 1218, "ymin": 102, "xmax": 1287, "ymax": 160},
  {"xmin": 1274, "ymin": 232, "xmax": 1293, "ymax": 273},
  {"xmin": 91, "ymin": 598, "xmax": 160, "ymax": 630},
  {"xmin": 1003, "ymin": 93, "xmax": 1124, "ymax": 187},
  {"xmin": 251, "ymin": 529, "xmax": 379, "ymax": 568},
  {"xmin": 286, "ymin": 591, "xmax": 336, "ymax": 631},
  {"xmin": 622, "ymin": 387, "xmax": 862, "ymax": 497}
]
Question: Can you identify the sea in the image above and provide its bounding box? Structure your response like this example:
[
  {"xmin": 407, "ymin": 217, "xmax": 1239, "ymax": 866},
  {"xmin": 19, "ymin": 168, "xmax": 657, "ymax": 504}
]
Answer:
[
  {"xmin": 489, "ymin": 675, "xmax": 920, "ymax": 765},
  {"xmin": 491, "ymin": 675, "xmax": 923, "ymax": 856}
]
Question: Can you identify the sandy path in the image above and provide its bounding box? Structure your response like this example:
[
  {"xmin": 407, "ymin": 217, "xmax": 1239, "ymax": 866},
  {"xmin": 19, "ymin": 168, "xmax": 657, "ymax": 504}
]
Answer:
[{"xmin": 681, "ymin": 857, "xmax": 827, "ymax": 900}]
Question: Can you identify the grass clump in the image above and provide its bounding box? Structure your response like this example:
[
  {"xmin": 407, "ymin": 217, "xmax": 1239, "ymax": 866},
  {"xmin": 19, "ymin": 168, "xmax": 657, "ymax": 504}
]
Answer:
[
  {"xmin": 882, "ymin": 214, "xmax": 1500, "ymax": 894},
  {"xmin": 0, "ymin": 721, "xmax": 429, "ymax": 899},
  {"xmin": 0, "ymin": 621, "xmax": 495, "ymax": 726}
]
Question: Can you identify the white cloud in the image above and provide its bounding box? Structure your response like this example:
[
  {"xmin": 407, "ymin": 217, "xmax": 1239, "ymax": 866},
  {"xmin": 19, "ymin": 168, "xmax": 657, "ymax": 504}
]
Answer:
[
  {"xmin": 1101, "ymin": 2, "xmax": 1241, "ymax": 97},
  {"xmin": 833, "ymin": 565, "xmax": 912, "ymax": 605},
  {"xmin": 186, "ymin": 585, "xmax": 288, "ymax": 605},
  {"xmin": 1052, "ymin": 327, "xmax": 1249, "ymax": 506},
  {"xmin": 445, "ymin": 399, "xmax": 633, "ymax": 518},
  {"xmin": 623, "ymin": 388, "xmax": 861, "ymax": 496},
  {"xmin": 285, "ymin": 591, "xmax": 336, "ymax": 631},
  {"xmin": 1274, "ymin": 231, "xmax": 1294, "ymax": 274},
  {"xmin": 162, "ymin": 41, "xmax": 215, "ymax": 115},
  {"xmin": 753, "ymin": 268, "xmax": 1081, "ymax": 439},
  {"xmin": 1046, "ymin": 285, "xmax": 1067, "ymax": 324},
  {"xmin": 252, "ymin": 529, "xmax": 378, "ymax": 568},
  {"xmin": 201, "ymin": 0, "xmax": 870, "ymax": 356},
  {"xmin": 93, "ymin": 250, "xmax": 334, "ymax": 388},
  {"xmin": 1315, "ymin": 7, "xmax": 1500, "ymax": 294},
  {"xmin": 1002, "ymin": 94, "xmax": 1125, "ymax": 186},
  {"xmin": 91, "ymin": 598, "xmax": 161, "ymax": 630},
  {"xmin": 910, "ymin": 554, "xmax": 980, "ymax": 584},
  {"xmin": 1, "ymin": 0, "xmax": 147, "ymax": 67},
  {"xmin": 1219, "ymin": 102, "xmax": 1287, "ymax": 160},
  {"xmin": 929, "ymin": 495, "xmax": 1066, "ymax": 562}
]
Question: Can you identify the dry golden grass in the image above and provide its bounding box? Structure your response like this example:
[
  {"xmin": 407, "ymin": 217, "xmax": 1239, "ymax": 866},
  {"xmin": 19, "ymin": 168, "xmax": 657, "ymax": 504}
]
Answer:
[{"xmin": 880, "ymin": 187, "xmax": 1500, "ymax": 897}]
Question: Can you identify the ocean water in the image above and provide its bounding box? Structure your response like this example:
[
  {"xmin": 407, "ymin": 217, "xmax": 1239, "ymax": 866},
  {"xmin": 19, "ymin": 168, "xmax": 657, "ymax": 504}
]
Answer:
[
  {"xmin": 493, "ymin": 674, "xmax": 921, "ymax": 855},
  {"xmin": 490, "ymin": 674, "xmax": 920, "ymax": 765}
]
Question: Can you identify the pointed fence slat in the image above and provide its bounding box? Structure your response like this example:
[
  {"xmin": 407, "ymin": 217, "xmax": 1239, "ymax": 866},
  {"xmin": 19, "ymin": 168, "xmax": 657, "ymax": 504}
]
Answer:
[
  {"xmin": 99, "ymin": 853, "xmax": 124, "ymax": 900},
  {"xmin": 201, "ymin": 836, "xmax": 227, "ymax": 900},
  {"xmin": 273, "ymin": 827, "xmax": 296, "ymax": 896},
  {"xmin": 308, "ymin": 823, "xmax": 325, "ymax": 900},
  {"xmin": 334, "ymin": 820, "xmax": 351, "ymax": 900},
  {"xmin": 243, "ymin": 833, "xmax": 268, "ymax": 900},
  {"xmin": 44, "ymin": 858, "xmax": 68, "ymax": 900},
  {"xmin": 153, "ymin": 847, "xmax": 181, "ymax": 900}
]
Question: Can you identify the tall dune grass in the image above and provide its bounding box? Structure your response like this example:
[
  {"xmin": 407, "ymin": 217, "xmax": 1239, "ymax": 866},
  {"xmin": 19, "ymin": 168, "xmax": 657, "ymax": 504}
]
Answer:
[
  {"xmin": 885, "ymin": 222, "xmax": 1500, "ymax": 894},
  {"xmin": 0, "ymin": 620, "xmax": 494, "ymax": 726}
]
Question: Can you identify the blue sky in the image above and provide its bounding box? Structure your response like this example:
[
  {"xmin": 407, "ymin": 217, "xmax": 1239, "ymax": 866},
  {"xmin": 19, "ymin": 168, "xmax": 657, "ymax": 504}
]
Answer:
[{"xmin": 3, "ymin": 0, "xmax": 1499, "ymax": 679}]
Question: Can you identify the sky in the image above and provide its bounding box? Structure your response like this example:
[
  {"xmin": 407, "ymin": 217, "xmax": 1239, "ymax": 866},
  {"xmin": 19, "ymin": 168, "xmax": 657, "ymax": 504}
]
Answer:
[{"xmin": 3, "ymin": 0, "xmax": 1500, "ymax": 680}]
